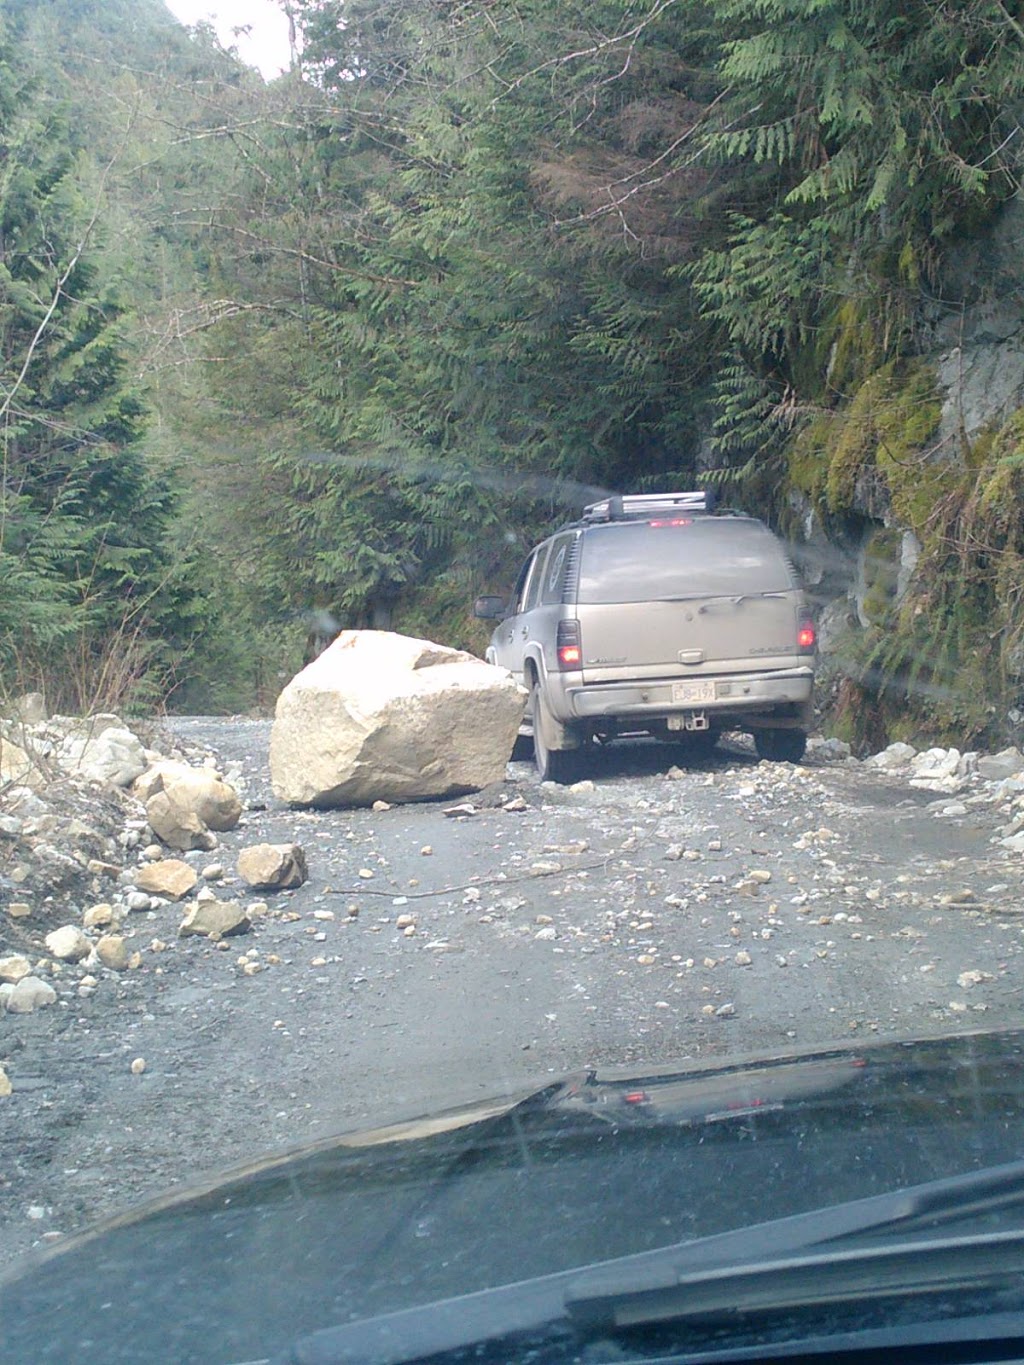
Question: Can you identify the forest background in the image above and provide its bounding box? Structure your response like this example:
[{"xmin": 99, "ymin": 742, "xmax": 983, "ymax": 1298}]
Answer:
[{"xmin": 2, "ymin": 0, "xmax": 1024, "ymax": 750}]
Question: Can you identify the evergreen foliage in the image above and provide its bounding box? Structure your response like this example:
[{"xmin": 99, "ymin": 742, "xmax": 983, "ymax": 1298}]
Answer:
[{"xmin": 2, "ymin": 0, "xmax": 1023, "ymax": 732}]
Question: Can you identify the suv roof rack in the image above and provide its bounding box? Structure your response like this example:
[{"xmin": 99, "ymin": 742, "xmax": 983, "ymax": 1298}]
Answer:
[{"xmin": 581, "ymin": 490, "xmax": 716, "ymax": 523}]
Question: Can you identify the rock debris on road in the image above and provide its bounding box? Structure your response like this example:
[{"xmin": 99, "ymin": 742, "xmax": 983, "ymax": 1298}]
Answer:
[{"xmin": 2, "ymin": 718, "xmax": 1023, "ymax": 1271}]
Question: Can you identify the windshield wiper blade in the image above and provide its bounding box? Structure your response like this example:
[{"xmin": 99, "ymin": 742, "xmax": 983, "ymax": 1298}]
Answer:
[
  {"xmin": 278, "ymin": 1159, "xmax": 1024, "ymax": 1365},
  {"xmin": 567, "ymin": 1228, "xmax": 1024, "ymax": 1333}
]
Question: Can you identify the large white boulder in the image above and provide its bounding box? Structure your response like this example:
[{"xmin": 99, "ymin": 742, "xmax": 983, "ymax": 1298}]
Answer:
[{"xmin": 270, "ymin": 631, "xmax": 526, "ymax": 807}]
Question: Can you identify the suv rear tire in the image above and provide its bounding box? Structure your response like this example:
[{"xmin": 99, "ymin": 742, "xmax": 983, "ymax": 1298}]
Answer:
[
  {"xmin": 754, "ymin": 729, "xmax": 807, "ymax": 763},
  {"xmin": 531, "ymin": 681, "xmax": 581, "ymax": 784}
]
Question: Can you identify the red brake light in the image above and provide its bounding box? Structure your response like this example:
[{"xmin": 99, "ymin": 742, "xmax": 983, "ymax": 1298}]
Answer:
[
  {"xmin": 648, "ymin": 518, "xmax": 692, "ymax": 527},
  {"xmin": 798, "ymin": 619, "xmax": 816, "ymax": 652},
  {"xmin": 556, "ymin": 619, "xmax": 582, "ymax": 670}
]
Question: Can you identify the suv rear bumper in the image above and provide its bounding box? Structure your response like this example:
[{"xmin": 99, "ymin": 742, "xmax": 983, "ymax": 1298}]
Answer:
[{"xmin": 560, "ymin": 666, "xmax": 814, "ymax": 722}]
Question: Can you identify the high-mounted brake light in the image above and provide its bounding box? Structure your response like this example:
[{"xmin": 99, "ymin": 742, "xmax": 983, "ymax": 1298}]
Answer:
[
  {"xmin": 556, "ymin": 619, "xmax": 582, "ymax": 669},
  {"xmin": 648, "ymin": 518, "xmax": 692, "ymax": 528}
]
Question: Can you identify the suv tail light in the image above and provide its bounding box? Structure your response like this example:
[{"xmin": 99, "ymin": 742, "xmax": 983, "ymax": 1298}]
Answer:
[
  {"xmin": 556, "ymin": 619, "xmax": 582, "ymax": 669},
  {"xmin": 798, "ymin": 612, "xmax": 816, "ymax": 654}
]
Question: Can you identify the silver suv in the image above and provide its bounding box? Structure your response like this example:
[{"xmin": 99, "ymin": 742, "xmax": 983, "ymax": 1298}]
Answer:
[{"xmin": 475, "ymin": 492, "xmax": 816, "ymax": 781}]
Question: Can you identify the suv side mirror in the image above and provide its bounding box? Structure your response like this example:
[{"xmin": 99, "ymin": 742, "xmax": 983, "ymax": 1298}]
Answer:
[{"xmin": 473, "ymin": 595, "xmax": 507, "ymax": 620}]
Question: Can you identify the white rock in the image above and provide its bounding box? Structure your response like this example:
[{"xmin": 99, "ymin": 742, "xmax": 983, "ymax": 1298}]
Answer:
[
  {"xmin": 864, "ymin": 742, "xmax": 917, "ymax": 770},
  {"xmin": 808, "ymin": 737, "xmax": 852, "ymax": 761},
  {"xmin": 957, "ymin": 969, "xmax": 993, "ymax": 989},
  {"xmin": 44, "ymin": 925, "xmax": 91, "ymax": 962},
  {"xmin": 1, "ymin": 976, "xmax": 58, "ymax": 1013},
  {"xmin": 0, "ymin": 954, "xmax": 31, "ymax": 983},
  {"xmin": 269, "ymin": 631, "xmax": 526, "ymax": 807},
  {"xmin": 59, "ymin": 719, "xmax": 147, "ymax": 787},
  {"xmin": 978, "ymin": 748, "xmax": 1024, "ymax": 781},
  {"xmin": 10, "ymin": 692, "xmax": 46, "ymax": 724}
]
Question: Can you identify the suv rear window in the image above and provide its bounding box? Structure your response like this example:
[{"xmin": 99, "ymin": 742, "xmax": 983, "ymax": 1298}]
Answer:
[{"xmin": 576, "ymin": 519, "xmax": 795, "ymax": 605}]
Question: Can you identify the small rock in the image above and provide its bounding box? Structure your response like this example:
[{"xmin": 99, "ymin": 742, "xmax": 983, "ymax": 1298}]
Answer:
[
  {"xmin": 179, "ymin": 899, "xmax": 251, "ymax": 939},
  {"xmin": 0, "ymin": 955, "xmax": 32, "ymax": 984},
  {"xmin": 0, "ymin": 1065, "xmax": 11, "ymax": 1097},
  {"xmin": 864, "ymin": 741, "xmax": 917, "ymax": 770},
  {"xmin": 86, "ymin": 859, "xmax": 121, "ymax": 878},
  {"xmin": 734, "ymin": 951, "xmax": 752, "ymax": 966},
  {"xmin": 357, "ymin": 868, "xmax": 375, "ymax": 880},
  {"xmin": 504, "ymin": 796, "xmax": 528, "ymax": 812},
  {"xmin": 444, "ymin": 803, "xmax": 477, "ymax": 818},
  {"xmin": 715, "ymin": 1002, "xmax": 736, "ymax": 1018},
  {"xmin": 124, "ymin": 891, "xmax": 152, "ymax": 913},
  {"xmin": 396, "ymin": 914, "xmax": 415, "ymax": 930},
  {"xmin": 95, "ymin": 936, "xmax": 129, "ymax": 971},
  {"xmin": 535, "ymin": 926, "xmax": 558, "ymax": 941},
  {"xmin": 237, "ymin": 844, "xmax": 308, "ymax": 891},
  {"xmin": 83, "ymin": 903, "xmax": 115, "ymax": 929},
  {"xmin": 135, "ymin": 859, "xmax": 198, "ymax": 901},
  {"xmin": 1, "ymin": 976, "xmax": 57, "ymax": 1013},
  {"xmin": 636, "ymin": 953, "xmax": 656, "ymax": 965},
  {"xmin": 6, "ymin": 902, "xmax": 32, "ymax": 919},
  {"xmin": 201, "ymin": 864, "xmax": 225, "ymax": 882},
  {"xmin": 568, "ymin": 780, "xmax": 595, "ymax": 794},
  {"xmin": 957, "ymin": 969, "xmax": 993, "ymax": 989},
  {"xmin": 371, "ymin": 800, "xmax": 392, "ymax": 812},
  {"xmin": 44, "ymin": 925, "xmax": 91, "ymax": 963},
  {"xmin": 747, "ymin": 870, "xmax": 772, "ymax": 884},
  {"xmin": 663, "ymin": 845, "xmax": 684, "ymax": 861},
  {"xmin": 131, "ymin": 1058, "xmax": 146, "ymax": 1075},
  {"xmin": 809, "ymin": 737, "xmax": 852, "ymax": 761}
]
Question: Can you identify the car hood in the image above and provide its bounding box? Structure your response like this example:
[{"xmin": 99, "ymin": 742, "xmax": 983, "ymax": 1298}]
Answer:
[{"xmin": 5, "ymin": 1026, "xmax": 1024, "ymax": 1364}]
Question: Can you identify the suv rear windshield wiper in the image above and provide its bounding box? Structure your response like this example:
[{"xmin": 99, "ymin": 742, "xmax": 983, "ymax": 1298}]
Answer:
[{"xmin": 277, "ymin": 1158, "xmax": 1024, "ymax": 1365}]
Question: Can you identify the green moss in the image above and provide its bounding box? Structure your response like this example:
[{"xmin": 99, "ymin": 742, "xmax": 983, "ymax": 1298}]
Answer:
[
  {"xmin": 784, "ymin": 413, "xmax": 834, "ymax": 503},
  {"xmin": 791, "ymin": 388, "xmax": 1024, "ymax": 749},
  {"xmin": 859, "ymin": 526, "xmax": 902, "ymax": 625},
  {"xmin": 823, "ymin": 369, "xmax": 889, "ymax": 511}
]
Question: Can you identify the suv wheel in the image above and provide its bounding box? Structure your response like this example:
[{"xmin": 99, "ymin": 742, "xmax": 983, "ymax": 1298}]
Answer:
[
  {"xmin": 754, "ymin": 729, "xmax": 807, "ymax": 763},
  {"xmin": 531, "ymin": 681, "xmax": 581, "ymax": 784}
]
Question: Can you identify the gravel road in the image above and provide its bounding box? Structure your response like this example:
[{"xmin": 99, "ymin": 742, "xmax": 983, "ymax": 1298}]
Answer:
[{"xmin": 3, "ymin": 720, "xmax": 1022, "ymax": 1272}]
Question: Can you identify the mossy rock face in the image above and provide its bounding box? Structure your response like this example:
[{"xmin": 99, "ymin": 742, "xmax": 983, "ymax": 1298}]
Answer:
[
  {"xmin": 787, "ymin": 377, "xmax": 1024, "ymax": 749},
  {"xmin": 857, "ymin": 527, "xmax": 903, "ymax": 626},
  {"xmin": 820, "ymin": 361, "xmax": 947, "ymax": 530}
]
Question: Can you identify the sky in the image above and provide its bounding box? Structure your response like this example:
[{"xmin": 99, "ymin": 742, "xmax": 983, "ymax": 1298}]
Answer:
[{"xmin": 163, "ymin": 0, "xmax": 293, "ymax": 79}]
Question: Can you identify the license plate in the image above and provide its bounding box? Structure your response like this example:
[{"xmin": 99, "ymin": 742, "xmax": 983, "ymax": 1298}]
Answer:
[{"xmin": 672, "ymin": 681, "xmax": 716, "ymax": 704}]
